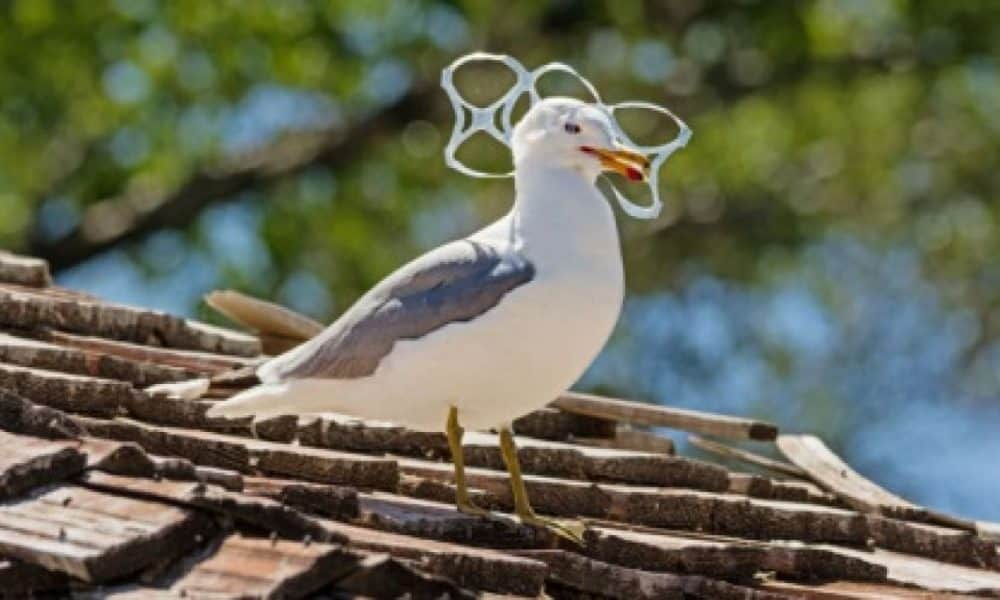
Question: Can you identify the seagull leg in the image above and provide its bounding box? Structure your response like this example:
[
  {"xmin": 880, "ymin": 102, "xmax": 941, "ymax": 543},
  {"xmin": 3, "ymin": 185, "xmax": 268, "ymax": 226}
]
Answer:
[
  {"xmin": 446, "ymin": 406, "xmax": 489, "ymax": 517},
  {"xmin": 499, "ymin": 426, "xmax": 586, "ymax": 545}
]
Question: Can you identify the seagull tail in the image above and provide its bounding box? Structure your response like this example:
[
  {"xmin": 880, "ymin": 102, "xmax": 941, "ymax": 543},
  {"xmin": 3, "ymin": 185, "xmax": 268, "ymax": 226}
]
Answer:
[{"xmin": 204, "ymin": 383, "xmax": 295, "ymax": 420}]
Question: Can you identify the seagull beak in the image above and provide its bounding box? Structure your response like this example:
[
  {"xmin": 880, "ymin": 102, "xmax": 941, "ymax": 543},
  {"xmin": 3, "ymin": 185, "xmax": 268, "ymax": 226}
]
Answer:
[{"xmin": 580, "ymin": 144, "xmax": 650, "ymax": 182}]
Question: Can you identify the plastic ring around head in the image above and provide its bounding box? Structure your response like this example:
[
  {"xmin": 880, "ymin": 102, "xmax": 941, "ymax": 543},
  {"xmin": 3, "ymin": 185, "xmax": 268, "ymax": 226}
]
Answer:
[{"xmin": 439, "ymin": 53, "xmax": 693, "ymax": 219}]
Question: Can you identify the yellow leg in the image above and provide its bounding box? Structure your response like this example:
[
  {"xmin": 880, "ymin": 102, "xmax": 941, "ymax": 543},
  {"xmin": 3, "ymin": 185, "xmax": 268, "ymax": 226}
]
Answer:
[
  {"xmin": 499, "ymin": 426, "xmax": 586, "ymax": 545},
  {"xmin": 446, "ymin": 406, "xmax": 488, "ymax": 517}
]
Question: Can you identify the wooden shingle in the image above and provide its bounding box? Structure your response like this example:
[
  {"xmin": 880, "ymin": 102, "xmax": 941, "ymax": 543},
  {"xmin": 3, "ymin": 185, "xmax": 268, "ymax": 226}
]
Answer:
[
  {"xmin": 167, "ymin": 534, "xmax": 357, "ymax": 599},
  {"xmin": 0, "ymin": 252, "xmax": 51, "ymax": 287},
  {"xmin": 0, "ymin": 285, "xmax": 259, "ymax": 356},
  {"xmin": 0, "ymin": 431, "xmax": 85, "ymax": 500},
  {"xmin": 0, "ymin": 484, "xmax": 212, "ymax": 582}
]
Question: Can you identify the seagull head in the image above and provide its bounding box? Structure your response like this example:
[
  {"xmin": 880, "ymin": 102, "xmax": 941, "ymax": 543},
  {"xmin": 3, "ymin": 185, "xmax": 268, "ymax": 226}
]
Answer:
[{"xmin": 511, "ymin": 97, "xmax": 649, "ymax": 183}]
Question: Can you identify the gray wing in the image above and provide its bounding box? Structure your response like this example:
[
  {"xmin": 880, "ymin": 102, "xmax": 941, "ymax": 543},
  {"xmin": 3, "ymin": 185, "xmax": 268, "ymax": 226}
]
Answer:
[{"xmin": 259, "ymin": 239, "xmax": 535, "ymax": 381}]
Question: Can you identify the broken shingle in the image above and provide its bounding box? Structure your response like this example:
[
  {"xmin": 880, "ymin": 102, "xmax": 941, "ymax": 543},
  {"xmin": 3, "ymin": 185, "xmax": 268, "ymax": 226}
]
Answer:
[
  {"xmin": 242, "ymin": 475, "xmax": 359, "ymax": 521},
  {"xmin": 584, "ymin": 525, "xmax": 887, "ymax": 583},
  {"xmin": 0, "ymin": 363, "xmax": 134, "ymax": 418},
  {"xmin": 333, "ymin": 552, "xmax": 476, "ymax": 598},
  {"xmin": 80, "ymin": 471, "xmax": 344, "ymax": 545},
  {"xmin": 0, "ymin": 252, "xmax": 51, "ymax": 287},
  {"xmin": 0, "ymin": 484, "xmax": 214, "ymax": 582},
  {"xmin": 319, "ymin": 519, "xmax": 548, "ymax": 596},
  {"xmin": 168, "ymin": 534, "xmax": 358, "ymax": 599},
  {"xmin": 553, "ymin": 391, "xmax": 780, "ymax": 441},
  {"xmin": 0, "ymin": 389, "xmax": 85, "ymax": 439},
  {"xmin": 298, "ymin": 414, "xmax": 450, "ymax": 458},
  {"xmin": 40, "ymin": 329, "xmax": 253, "ymax": 374},
  {"xmin": 0, "ymin": 285, "xmax": 259, "ymax": 356},
  {"xmin": 127, "ymin": 392, "xmax": 298, "ymax": 443},
  {"xmin": 523, "ymin": 549, "xmax": 788, "ymax": 600},
  {"xmin": 357, "ymin": 492, "xmax": 551, "ymax": 549},
  {"xmin": 0, "ymin": 332, "xmax": 194, "ymax": 387},
  {"xmin": 511, "ymin": 407, "xmax": 616, "ymax": 441},
  {"xmin": 0, "ymin": 431, "xmax": 86, "ymax": 500},
  {"xmin": 74, "ymin": 416, "xmax": 399, "ymax": 490}
]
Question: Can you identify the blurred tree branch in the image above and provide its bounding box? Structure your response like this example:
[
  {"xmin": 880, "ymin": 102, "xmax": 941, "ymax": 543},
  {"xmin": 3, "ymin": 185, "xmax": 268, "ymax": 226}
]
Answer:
[
  {"xmin": 21, "ymin": 11, "xmax": 958, "ymax": 278},
  {"xmin": 29, "ymin": 83, "xmax": 438, "ymax": 273}
]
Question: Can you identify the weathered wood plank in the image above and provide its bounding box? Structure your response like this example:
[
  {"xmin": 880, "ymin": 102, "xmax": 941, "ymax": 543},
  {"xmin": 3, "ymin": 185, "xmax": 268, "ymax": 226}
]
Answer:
[
  {"xmin": 80, "ymin": 471, "xmax": 343, "ymax": 544},
  {"xmin": 520, "ymin": 549, "xmax": 792, "ymax": 600},
  {"xmin": 776, "ymin": 434, "xmax": 913, "ymax": 514},
  {"xmin": 0, "ymin": 285, "xmax": 260, "ymax": 356},
  {"xmin": 552, "ymin": 391, "xmax": 779, "ymax": 441},
  {"xmin": 0, "ymin": 484, "xmax": 213, "ymax": 582},
  {"xmin": 0, "ymin": 431, "xmax": 86, "ymax": 500},
  {"xmin": 73, "ymin": 416, "xmax": 399, "ymax": 490},
  {"xmin": 397, "ymin": 472, "xmax": 501, "ymax": 510},
  {"xmin": 242, "ymin": 475, "xmax": 359, "ymax": 520},
  {"xmin": 168, "ymin": 534, "xmax": 357, "ymax": 599},
  {"xmin": 762, "ymin": 580, "xmax": 983, "ymax": 599},
  {"xmin": 0, "ymin": 559, "xmax": 67, "ymax": 596},
  {"xmin": 81, "ymin": 472, "xmax": 538, "ymax": 595},
  {"xmin": 727, "ymin": 472, "xmax": 842, "ymax": 506},
  {"xmin": 357, "ymin": 491, "xmax": 551, "ymax": 549},
  {"xmin": 302, "ymin": 418, "xmax": 725, "ymax": 490},
  {"xmin": 203, "ymin": 290, "xmax": 322, "ymax": 356},
  {"xmin": 0, "ymin": 388, "xmax": 85, "ymax": 439},
  {"xmin": 511, "ymin": 408, "xmax": 617, "ymax": 441},
  {"xmin": 317, "ymin": 518, "xmax": 548, "ymax": 596},
  {"xmin": 333, "ymin": 552, "xmax": 476, "ymax": 599},
  {"xmin": 809, "ymin": 545, "xmax": 1000, "ymax": 596},
  {"xmin": 40, "ymin": 329, "xmax": 253, "ymax": 373},
  {"xmin": 127, "ymin": 392, "xmax": 297, "ymax": 442},
  {"xmin": 0, "ymin": 363, "xmax": 133, "ymax": 417},
  {"xmin": 576, "ymin": 427, "xmax": 676, "ymax": 455},
  {"xmin": 0, "ymin": 332, "xmax": 194, "ymax": 386},
  {"xmin": 80, "ymin": 429, "xmax": 244, "ymax": 495},
  {"xmin": 299, "ymin": 414, "xmax": 707, "ymax": 493},
  {"xmin": 866, "ymin": 516, "xmax": 997, "ymax": 571},
  {"xmin": 0, "ymin": 251, "xmax": 51, "ymax": 287},
  {"xmin": 397, "ymin": 456, "xmax": 992, "ymax": 568},
  {"xmin": 777, "ymin": 434, "xmax": 978, "ymax": 532},
  {"xmin": 585, "ymin": 524, "xmax": 886, "ymax": 583},
  {"xmin": 205, "ymin": 289, "xmax": 324, "ymax": 340},
  {"xmin": 298, "ymin": 414, "xmax": 450, "ymax": 458},
  {"xmin": 76, "ymin": 435, "xmax": 245, "ymax": 492},
  {"xmin": 689, "ymin": 434, "xmax": 808, "ymax": 479},
  {"xmin": 399, "ymin": 457, "xmax": 868, "ymax": 544},
  {"xmin": 460, "ymin": 430, "xmax": 729, "ymax": 490}
]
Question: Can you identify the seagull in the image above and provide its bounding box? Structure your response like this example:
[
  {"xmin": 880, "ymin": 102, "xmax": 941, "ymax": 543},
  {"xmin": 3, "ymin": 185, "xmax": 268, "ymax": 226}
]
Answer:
[{"xmin": 206, "ymin": 97, "xmax": 650, "ymax": 542}]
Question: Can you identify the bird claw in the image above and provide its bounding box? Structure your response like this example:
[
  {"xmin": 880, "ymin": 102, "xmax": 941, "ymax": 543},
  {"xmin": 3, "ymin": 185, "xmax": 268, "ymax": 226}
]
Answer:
[
  {"xmin": 456, "ymin": 499, "xmax": 491, "ymax": 518},
  {"xmin": 518, "ymin": 513, "xmax": 587, "ymax": 546}
]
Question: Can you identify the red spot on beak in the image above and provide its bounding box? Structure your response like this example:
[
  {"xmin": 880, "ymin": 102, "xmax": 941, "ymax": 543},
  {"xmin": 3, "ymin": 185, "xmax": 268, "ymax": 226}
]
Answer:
[{"xmin": 626, "ymin": 167, "xmax": 643, "ymax": 182}]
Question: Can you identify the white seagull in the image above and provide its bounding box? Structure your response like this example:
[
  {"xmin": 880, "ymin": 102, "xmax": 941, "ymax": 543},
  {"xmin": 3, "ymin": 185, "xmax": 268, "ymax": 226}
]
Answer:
[{"xmin": 207, "ymin": 96, "xmax": 651, "ymax": 541}]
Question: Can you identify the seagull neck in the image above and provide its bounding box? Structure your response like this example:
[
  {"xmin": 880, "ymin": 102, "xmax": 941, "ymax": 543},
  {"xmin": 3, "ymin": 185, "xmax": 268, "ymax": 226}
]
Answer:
[{"xmin": 511, "ymin": 164, "xmax": 620, "ymax": 264}]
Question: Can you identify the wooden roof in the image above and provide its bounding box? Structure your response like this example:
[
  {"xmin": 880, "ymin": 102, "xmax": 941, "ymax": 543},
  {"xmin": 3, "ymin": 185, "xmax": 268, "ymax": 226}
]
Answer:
[{"xmin": 0, "ymin": 249, "xmax": 998, "ymax": 599}]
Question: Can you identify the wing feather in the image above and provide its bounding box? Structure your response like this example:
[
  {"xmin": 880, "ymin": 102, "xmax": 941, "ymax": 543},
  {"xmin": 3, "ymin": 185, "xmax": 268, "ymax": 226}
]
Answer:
[{"xmin": 258, "ymin": 239, "xmax": 534, "ymax": 382}]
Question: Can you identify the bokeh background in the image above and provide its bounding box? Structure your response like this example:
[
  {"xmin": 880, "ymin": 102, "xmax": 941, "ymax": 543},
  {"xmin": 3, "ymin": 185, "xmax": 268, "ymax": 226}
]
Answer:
[{"xmin": 1, "ymin": 1, "xmax": 998, "ymax": 519}]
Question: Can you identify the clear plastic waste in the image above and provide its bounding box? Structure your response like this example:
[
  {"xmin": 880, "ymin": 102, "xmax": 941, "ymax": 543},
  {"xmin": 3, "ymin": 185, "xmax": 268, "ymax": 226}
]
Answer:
[{"xmin": 440, "ymin": 52, "xmax": 692, "ymax": 220}]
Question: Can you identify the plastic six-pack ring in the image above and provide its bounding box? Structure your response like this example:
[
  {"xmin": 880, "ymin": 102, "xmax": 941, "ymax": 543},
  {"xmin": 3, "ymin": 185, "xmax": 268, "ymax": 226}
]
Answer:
[{"xmin": 440, "ymin": 52, "xmax": 692, "ymax": 220}]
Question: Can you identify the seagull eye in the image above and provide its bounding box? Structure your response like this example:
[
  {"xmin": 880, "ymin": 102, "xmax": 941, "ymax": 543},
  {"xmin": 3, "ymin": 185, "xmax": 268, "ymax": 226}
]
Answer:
[{"xmin": 564, "ymin": 122, "xmax": 581, "ymax": 134}]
